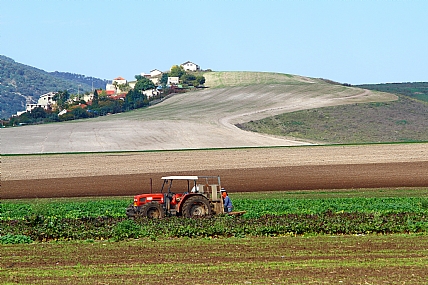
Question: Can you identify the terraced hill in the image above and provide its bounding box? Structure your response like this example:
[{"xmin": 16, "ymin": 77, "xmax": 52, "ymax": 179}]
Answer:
[{"xmin": 1, "ymin": 72, "xmax": 396, "ymax": 154}]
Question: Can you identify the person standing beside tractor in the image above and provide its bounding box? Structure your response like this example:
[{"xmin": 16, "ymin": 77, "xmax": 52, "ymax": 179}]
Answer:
[{"xmin": 221, "ymin": 188, "xmax": 233, "ymax": 213}]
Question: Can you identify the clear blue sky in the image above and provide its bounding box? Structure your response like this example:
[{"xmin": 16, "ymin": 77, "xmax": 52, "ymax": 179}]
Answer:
[{"xmin": 1, "ymin": 0, "xmax": 427, "ymax": 84}]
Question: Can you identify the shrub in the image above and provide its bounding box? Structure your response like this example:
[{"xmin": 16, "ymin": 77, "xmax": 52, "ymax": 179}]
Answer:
[{"xmin": 0, "ymin": 234, "xmax": 33, "ymax": 244}]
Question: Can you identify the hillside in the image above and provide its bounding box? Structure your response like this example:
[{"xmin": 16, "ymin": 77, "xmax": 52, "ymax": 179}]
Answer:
[
  {"xmin": 1, "ymin": 71, "xmax": 397, "ymax": 154},
  {"xmin": 0, "ymin": 56, "xmax": 107, "ymax": 118},
  {"xmin": 210, "ymin": 73, "xmax": 428, "ymax": 144},
  {"xmin": 237, "ymin": 95, "xmax": 428, "ymax": 144},
  {"xmin": 356, "ymin": 82, "xmax": 428, "ymax": 102}
]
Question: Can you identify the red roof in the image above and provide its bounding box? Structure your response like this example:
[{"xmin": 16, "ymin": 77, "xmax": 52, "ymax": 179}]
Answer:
[
  {"xmin": 96, "ymin": 90, "xmax": 115, "ymax": 96},
  {"xmin": 114, "ymin": 76, "xmax": 126, "ymax": 80},
  {"xmin": 110, "ymin": 93, "xmax": 127, "ymax": 100}
]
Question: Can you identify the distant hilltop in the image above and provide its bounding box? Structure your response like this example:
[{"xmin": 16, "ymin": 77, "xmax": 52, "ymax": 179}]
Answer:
[{"xmin": 0, "ymin": 55, "xmax": 108, "ymax": 119}]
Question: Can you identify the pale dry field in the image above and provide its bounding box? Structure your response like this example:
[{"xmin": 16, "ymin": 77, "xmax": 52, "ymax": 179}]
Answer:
[{"xmin": 1, "ymin": 72, "xmax": 396, "ymax": 154}]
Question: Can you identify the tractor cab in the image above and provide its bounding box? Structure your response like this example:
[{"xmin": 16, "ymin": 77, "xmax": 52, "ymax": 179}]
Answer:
[{"xmin": 126, "ymin": 175, "xmax": 224, "ymax": 218}]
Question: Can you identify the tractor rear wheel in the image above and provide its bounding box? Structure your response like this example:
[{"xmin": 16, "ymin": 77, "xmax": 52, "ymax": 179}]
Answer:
[
  {"xmin": 140, "ymin": 202, "xmax": 165, "ymax": 218},
  {"xmin": 182, "ymin": 196, "xmax": 212, "ymax": 218}
]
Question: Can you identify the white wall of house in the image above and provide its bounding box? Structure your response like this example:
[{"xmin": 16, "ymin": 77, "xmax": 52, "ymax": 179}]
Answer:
[
  {"xmin": 150, "ymin": 77, "xmax": 159, "ymax": 85},
  {"xmin": 37, "ymin": 92, "xmax": 56, "ymax": 105},
  {"xmin": 112, "ymin": 77, "xmax": 127, "ymax": 85},
  {"xmin": 83, "ymin": 94, "xmax": 94, "ymax": 102},
  {"xmin": 106, "ymin": 84, "xmax": 116, "ymax": 91},
  {"xmin": 167, "ymin": 77, "xmax": 179, "ymax": 85},
  {"xmin": 24, "ymin": 92, "xmax": 57, "ymax": 112},
  {"xmin": 150, "ymin": 69, "xmax": 163, "ymax": 77},
  {"xmin": 106, "ymin": 77, "xmax": 128, "ymax": 94},
  {"xmin": 142, "ymin": 89, "xmax": 160, "ymax": 98},
  {"xmin": 181, "ymin": 61, "xmax": 200, "ymax": 71}
]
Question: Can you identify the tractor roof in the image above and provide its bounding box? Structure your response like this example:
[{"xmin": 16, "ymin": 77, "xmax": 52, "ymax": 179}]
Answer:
[{"xmin": 161, "ymin": 176, "xmax": 199, "ymax": 180}]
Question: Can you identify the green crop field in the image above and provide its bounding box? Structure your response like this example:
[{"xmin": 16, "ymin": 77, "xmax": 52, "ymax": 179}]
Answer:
[
  {"xmin": 2, "ymin": 188, "xmax": 428, "ymax": 284},
  {"xmin": 2, "ymin": 188, "xmax": 427, "ymax": 243}
]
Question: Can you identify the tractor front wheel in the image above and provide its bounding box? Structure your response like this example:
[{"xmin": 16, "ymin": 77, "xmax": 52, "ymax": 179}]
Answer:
[
  {"xmin": 182, "ymin": 196, "xmax": 212, "ymax": 218},
  {"xmin": 140, "ymin": 202, "xmax": 165, "ymax": 219}
]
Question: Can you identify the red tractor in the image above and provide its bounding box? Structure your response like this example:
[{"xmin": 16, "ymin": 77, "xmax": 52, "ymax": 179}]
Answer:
[{"xmin": 126, "ymin": 176, "xmax": 225, "ymax": 218}]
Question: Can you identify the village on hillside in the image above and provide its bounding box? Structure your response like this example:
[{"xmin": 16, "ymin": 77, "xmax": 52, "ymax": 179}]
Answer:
[{"xmin": 11, "ymin": 61, "xmax": 205, "ymax": 123}]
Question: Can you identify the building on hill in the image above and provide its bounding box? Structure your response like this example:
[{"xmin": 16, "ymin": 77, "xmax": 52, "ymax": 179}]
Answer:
[
  {"xmin": 150, "ymin": 69, "xmax": 163, "ymax": 77},
  {"xmin": 167, "ymin": 77, "xmax": 179, "ymax": 85},
  {"xmin": 181, "ymin": 61, "xmax": 200, "ymax": 71},
  {"xmin": 112, "ymin": 76, "xmax": 127, "ymax": 85},
  {"xmin": 82, "ymin": 93, "xmax": 94, "ymax": 102},
  {"xmin": 139, "ymin": 69, "xmax": 163, "ymax": 85},
  {"xmin": 16, "ymin": 92, "xmax": 57, "ymax": 116},
  {"xmin": 106, "ymin": 76, "xmax": 128, "ymax": 94}
]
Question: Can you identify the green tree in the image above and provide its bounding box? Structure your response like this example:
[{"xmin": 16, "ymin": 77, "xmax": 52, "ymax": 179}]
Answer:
[
  {"xmin": 169, "ymin": 65, "xmax": 185, "ymax": 78},
  {"xmin": 160, "ymin": 73, "xmax": 169, "ymax": 85},
  {"xmin": 194, "ymin": 75, "xmax": 206, "ymax": 87},
  {"xmin": 71, "ymin": 107, "xmax": 89, "ymax": 119},
  {"xmin": 118, "ymin": 83, "xmax": 131, "ymax": 93},
  {"xmin": 181, "ymin": 73, "xmax": 196, "ymax": 85},
  {"xmin": 29, "ymin": 107, "xmax": 47, "ymax": 119},
  {"xmin": 133, "ymin": 76, "xmax": 155, "ymax": 91},
  {"xmin": 53, "ymin": 90, "xmax": 70, "ymax": 110},
  {"xmin": 92, "ymin": 89, "xmax": 99, "ymax": 108}
]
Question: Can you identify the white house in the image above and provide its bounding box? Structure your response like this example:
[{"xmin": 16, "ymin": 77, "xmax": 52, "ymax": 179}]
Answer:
[
  {"xmin": 167, "ymin": 77, "xmax": 179, "ymax": 85},
  {"xmin": 16, "ymin": 92, "xmax": 57, "ymax": 116},
  {"xmin": 112, "ymin": 76, "xmax": 127, "ymax": 85},
  {"xmin": 150, "ymin": 77, "xmax": 159, "ymax": 85},
  {"xmin": 128, "ymin": 81, "xmax": 136, "ymax": 89},
  {"xmin": 181, "ymin": 61, "xmax": 200, "ymax": 72},
  {"xmin": 150, "ymin": 69, "xmax": 163, "ymax": 77},
  {"xmin": 82, "ymin": 93, "xmax": 94, "ymax": 102},
  {"xmin": 25, "ymin": 92, "xmax": 57, "ymax": 112},
  {"xmin": 106, "ymin": 76, "xmax": 128, "ymax": 94},
  {"xmin": 139, "ymin": 70, "xmax": 163, "ymax": 85}
]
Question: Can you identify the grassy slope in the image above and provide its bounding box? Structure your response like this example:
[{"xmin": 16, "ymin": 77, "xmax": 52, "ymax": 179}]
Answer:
[
  {"xmin": 203, "ymin": 71, "xmax": 313, "ymax": 87},
  {"xmin": 356, "ymin": 82, "xmax": 428, "ymax": 102},
  {"xmin": 238, "ymin": 96, "xmax": 428, "ymax": 143}
]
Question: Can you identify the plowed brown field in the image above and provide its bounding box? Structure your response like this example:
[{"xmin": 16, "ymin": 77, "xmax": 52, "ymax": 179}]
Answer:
[{"xmin": 2, "ymin": 144, "xmax": 427, "ymax": 199}]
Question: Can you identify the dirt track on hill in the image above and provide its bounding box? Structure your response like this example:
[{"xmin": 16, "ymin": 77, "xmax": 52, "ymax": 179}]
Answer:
[{"xmin": 2, "ymin": 144, "xmax": 427, "ymax": 199}]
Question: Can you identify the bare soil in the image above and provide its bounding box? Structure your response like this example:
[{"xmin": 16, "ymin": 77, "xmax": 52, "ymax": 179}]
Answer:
[{"xmin": 2, "ymin": 144, "xmax": 427, "ymax": 199}]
